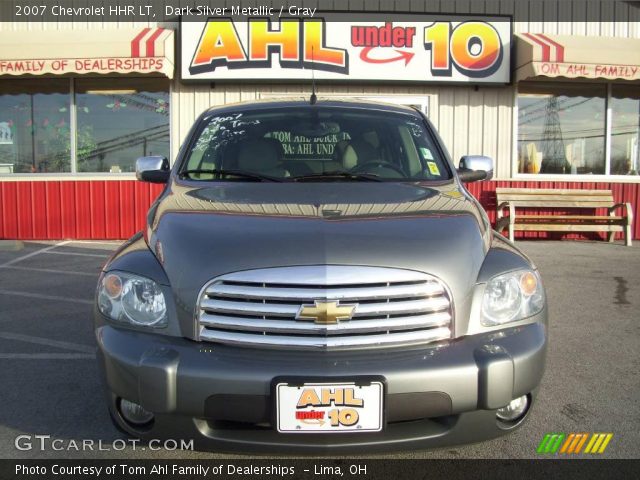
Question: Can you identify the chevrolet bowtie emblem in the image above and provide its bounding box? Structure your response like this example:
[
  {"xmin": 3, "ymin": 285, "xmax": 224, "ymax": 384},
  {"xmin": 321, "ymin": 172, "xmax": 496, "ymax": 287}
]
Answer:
[{"xmin": 296, "ymin": 301, "xmax": 357, "ymax": 325}]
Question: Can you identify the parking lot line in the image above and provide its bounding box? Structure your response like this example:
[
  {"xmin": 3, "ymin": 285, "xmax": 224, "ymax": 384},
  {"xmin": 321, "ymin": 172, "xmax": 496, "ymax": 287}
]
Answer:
[
  {"xmin": 0, "ymin": 241, "xmax": 71, "ymax": 268},
  {"xmin": 0, "ymin": 289, "xmax": 93, "ymax": 305},
  {"xmin": 44, "ymin": 251, "xmax": 111, "ymax": 258},
  {"xmin": 0, "ymin": 332, "xmax": 96, "ymax": 354},
  {"xmin": 67, "ymin": 240, "xmax": 122, "ymax": 246},
  {"xmin": 0, "ymin": 265, "xmax": 97, "ymax": 277},
  {"xmin": 0, "ymin": 353, "xmax": 95, "ymax": 360}
]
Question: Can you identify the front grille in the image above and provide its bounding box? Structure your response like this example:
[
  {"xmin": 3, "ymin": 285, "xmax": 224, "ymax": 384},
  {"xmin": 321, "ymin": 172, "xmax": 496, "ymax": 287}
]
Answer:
[{"xmin": 196, "ymin": 266, "xmax": 453, "ymax": 350}]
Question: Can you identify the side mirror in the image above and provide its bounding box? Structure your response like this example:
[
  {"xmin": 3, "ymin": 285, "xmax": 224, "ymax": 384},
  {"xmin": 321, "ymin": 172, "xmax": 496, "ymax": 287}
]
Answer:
[
  {"xmin": 457, "ymin": 155, "xmax": 494, "ymax": 182},
  {"xmin": 136, "ymin": 156, "xmax": 170, "ymax": 183}
]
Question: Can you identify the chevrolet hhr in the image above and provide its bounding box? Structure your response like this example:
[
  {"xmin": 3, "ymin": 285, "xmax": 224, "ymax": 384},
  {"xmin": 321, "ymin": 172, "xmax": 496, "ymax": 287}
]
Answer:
[{"xmin": 95, "ymin": 99, "xmax": 547, "ymax": 453}]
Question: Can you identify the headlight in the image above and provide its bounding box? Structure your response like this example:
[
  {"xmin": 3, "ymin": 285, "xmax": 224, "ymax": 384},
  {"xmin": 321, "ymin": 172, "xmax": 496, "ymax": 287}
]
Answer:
[
  {"xmin": 481, "ymin": 270, "xmax": 544, "ymax": 326},
  {"xmin": 98, "ymin": 271, "xmax": 167, "ymax": 327}
]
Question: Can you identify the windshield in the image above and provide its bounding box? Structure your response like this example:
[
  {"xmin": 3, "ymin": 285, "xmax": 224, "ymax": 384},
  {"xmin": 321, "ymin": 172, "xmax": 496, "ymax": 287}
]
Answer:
[{"xmin": 180, "ymin": 106, "xmax": 451, "ymax": 182}]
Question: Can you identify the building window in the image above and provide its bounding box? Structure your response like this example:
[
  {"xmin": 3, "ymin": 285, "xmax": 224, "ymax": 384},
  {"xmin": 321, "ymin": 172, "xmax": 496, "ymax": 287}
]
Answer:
[
  {"xmin": 611, "ymin": 85, "xmax": 640, "ymax": 176},
  {"xmin": 75, "ymin": 78, "xmax": 170, "ymax": 173},
  {"xmin": 517, "ymin": 83, "xmax": 607, "ymax": 175},
  {"xmin": 0, "ymin": 77, "xmax": 170, "ymax": 175},
  {"xmin": 0, "ymin": 79, "xmax": 71, "ymax": 173},
  {"xmin": 517, "ymin": 82, "xmax": 640, "ymax": 177}
]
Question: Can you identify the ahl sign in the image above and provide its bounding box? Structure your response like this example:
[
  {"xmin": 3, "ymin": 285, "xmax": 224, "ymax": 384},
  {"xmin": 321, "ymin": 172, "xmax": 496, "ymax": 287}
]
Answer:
[{"xmin": 181, "ymin": 15, "xmax": 511, "ymax": 83}]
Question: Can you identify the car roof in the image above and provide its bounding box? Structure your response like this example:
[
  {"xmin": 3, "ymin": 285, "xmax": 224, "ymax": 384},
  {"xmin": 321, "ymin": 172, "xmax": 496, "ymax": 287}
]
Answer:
[{"xmin": 202, "ymin": 97, "xmax": 422, "ymax": 117}]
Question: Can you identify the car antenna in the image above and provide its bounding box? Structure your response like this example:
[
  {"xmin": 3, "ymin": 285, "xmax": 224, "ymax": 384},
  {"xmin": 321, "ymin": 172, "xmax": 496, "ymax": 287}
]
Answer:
[{"xmin": 310, "ymin": 46, "xmax": 317, "ymax": 105}]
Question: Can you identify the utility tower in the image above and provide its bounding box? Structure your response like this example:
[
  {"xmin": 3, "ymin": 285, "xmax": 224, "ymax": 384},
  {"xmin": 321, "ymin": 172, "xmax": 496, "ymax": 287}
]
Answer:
[{"xmin": 540, "ymin": 96, "xmax": 568, "ymax": 173}]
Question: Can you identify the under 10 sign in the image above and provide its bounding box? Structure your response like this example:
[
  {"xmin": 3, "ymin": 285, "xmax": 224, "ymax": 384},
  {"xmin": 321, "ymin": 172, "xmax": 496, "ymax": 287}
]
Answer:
[{"xmin": 181, "ymin": 14, "xmax": 511, "ymax": 83}]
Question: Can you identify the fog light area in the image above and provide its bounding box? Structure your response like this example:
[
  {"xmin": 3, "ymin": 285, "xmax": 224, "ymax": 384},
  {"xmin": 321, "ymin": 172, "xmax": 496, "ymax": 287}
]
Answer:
[
  {"xmin": 496, "ymin": 395, "xmax": 529, "ymax": 422},
  {"xmin": 118, "ymin": 398, "xmax": 154, "ymax": 426}
]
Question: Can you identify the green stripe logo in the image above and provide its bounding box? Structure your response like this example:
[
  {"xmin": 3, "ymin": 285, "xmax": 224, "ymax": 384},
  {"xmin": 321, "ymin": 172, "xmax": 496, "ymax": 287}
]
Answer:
[
  {"xmin": 537, "ymin": 433, "xmax": 613, "ymax": 455},
  {"xmin": 537, "ymin": 433, "xmax": 566, "ymax": 454}
]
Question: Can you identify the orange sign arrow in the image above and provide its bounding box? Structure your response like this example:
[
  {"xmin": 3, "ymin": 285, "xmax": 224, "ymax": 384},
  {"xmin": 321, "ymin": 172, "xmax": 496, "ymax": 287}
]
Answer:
[{"xmin": 359, "ymin": 47, "xmax": 415, "ymax": 66}]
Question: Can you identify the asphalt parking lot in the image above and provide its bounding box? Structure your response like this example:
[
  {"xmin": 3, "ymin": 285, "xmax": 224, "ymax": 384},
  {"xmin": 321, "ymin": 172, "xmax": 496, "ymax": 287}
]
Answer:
[{"xmin": 0, "ymin": 239, "xmax": 638, "ymax": 459}]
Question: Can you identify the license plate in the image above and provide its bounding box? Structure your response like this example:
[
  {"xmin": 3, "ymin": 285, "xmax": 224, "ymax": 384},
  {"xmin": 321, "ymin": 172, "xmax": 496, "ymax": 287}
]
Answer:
[{"xmin": 276, "ymin": 381, "xmax": 383, "ymax": 433}]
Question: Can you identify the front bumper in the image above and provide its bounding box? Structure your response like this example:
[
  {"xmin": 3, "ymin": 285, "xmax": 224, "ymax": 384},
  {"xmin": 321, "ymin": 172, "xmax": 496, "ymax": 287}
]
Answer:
[{"xmin": 96, "ymin": 317, "xmax": 547, "ymax": 453}]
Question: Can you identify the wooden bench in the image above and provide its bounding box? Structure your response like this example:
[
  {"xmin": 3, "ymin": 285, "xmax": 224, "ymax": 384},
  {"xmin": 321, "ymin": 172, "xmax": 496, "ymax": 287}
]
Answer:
[{"xmin": 495, "ymin": 188, "xmax": 633, "ymax": 246}]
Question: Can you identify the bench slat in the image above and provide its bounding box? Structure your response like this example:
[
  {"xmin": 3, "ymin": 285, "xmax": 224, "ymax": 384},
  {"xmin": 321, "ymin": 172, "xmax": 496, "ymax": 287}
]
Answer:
[
  {"xmin": 496, "ymin": 188, "xmax": 613, "ymax": 195},
  {"xmin": 514, "ymin": 224, "xmax": 624, "ymax": 232},
  {"xmin": 516, "ymin": 215, "xmax": 624, "ymax": 220},
  {"xmin": 499, "ymin": 200, "xmax": 615, "ymax": 208},
  {"xmin": 496, "ymin": 193, "xmax": 613, "ymax": 202}
]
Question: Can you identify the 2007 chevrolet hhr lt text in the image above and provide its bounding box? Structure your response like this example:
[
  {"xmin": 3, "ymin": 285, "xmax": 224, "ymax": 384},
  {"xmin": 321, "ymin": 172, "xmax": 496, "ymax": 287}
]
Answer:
[{"xmin": 95, "ymin": 99, "xmax": 547, "ymax": 453}]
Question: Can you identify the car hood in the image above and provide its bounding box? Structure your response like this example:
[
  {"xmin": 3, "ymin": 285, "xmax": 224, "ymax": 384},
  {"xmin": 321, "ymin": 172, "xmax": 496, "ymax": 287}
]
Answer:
[{"xmin": 147, "ymin": 181, "xmax": 491, "ymax": 322}]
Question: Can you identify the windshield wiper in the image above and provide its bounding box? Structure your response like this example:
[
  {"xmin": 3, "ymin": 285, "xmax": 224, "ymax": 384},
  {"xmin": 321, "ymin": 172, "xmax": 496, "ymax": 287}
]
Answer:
[
  {"xmin": 292, "ymin": 171, "xmax": 383, "ymax": 182},
  {"xmin": 179, "ymin": 169, "xmax": 283, "ymax": 182}
]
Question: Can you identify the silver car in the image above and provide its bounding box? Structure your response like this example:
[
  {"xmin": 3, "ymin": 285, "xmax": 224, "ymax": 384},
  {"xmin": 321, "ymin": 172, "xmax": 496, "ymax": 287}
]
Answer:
[{"xmin": 95, "ymin": 99, "xmax": 547, "ymax": 453}]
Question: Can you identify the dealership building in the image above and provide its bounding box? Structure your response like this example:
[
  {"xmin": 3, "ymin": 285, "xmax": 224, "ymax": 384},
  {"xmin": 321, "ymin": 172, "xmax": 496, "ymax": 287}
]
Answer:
[{"xmin": 0, "ymin": 1, "xmax": 639, "ymax": 240}]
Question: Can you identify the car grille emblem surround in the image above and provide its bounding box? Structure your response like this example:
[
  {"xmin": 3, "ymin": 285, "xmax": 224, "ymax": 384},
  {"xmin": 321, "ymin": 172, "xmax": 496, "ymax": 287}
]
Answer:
[{"xmin": 296, "ymin": 300, "xmax": 357, "ymax": 325}]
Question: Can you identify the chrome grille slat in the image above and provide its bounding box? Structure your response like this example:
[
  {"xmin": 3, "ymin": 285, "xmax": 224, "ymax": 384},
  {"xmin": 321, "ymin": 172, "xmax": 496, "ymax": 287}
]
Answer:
[
  {"xmin": 201, "ymin": 299, "xmax": 300, "ymax": 317},
  {"xmin": 201, "ymin": 297, "xmax": 450, "ymax": 318},
  {"xmin": 199, "ymin": 327, "xmax": 452, "ymax": 349},
  {"xmin": 352, "ymin": 298, "xmax": 450, "ymax": 316},
  {"xmin": 200, "ymin": 312, "xmax": 452, "ymax": 335},
  {"xmin": 207, "ymin": 282, "xmax": 444, "ymax": 301},
  {"xmin": 197, "ymin": 266, "xmax": 453, "ymax": 350}
]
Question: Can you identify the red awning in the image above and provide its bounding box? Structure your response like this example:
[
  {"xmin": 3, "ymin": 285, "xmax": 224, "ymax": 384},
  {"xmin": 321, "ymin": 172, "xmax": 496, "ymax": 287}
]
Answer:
[
  {"xmin": 0, "ymin": 27, "xmax": 174, "ymax": 78},
  {"xmin": 515, "ymin": 33, "xmax": 640, "ymax": 82}
]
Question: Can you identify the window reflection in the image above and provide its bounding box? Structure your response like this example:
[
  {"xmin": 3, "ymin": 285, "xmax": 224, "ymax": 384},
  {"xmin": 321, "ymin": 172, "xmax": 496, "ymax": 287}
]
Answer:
[
  {"xmin": 611, "ymin": 85, "xmax": 640, "ymax": 176},
  {"xmin": 0, "ymin": 79, "xmax": 70, "ymax": 173},
  {"xmin": 518, "ymin": 84, "xmax": 606, "ymax": 175},
  {"xmin": 75, "ymin": 78, "xmax": 170, "ymax": 173}
]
